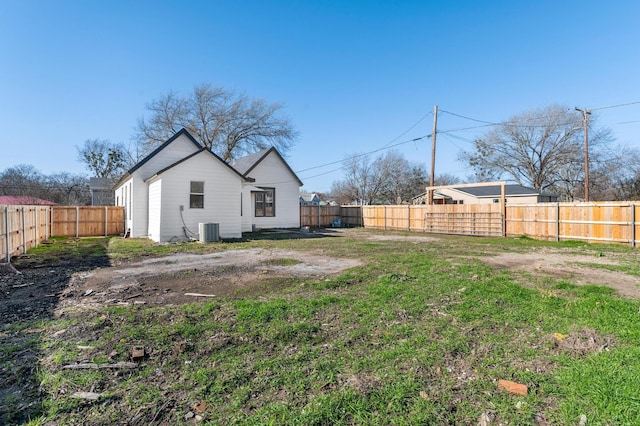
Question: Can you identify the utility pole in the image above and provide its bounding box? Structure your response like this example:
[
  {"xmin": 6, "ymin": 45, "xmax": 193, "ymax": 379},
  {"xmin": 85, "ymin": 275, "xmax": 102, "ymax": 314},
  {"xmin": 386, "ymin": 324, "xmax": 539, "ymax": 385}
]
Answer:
[
  {"xmin": 575, "ymin": 107, "xmax": 591, "ymax": 202},
  {"xmin": 428, "ymin": 105, "xmax": 438, "ymax": 204}
]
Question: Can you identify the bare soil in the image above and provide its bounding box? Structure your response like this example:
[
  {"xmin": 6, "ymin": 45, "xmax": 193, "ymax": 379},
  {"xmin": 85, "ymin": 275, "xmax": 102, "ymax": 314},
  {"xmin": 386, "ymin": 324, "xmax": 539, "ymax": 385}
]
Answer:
[
  {"xmin": 0, "ymin": 243, "xmax": 360, "ymax": 424},
  {"xmin": 480, "ymin": 251, "xmax": 640, "ymax": 299},
  {"xmin": 56, "ymin": 248, "xmax": 362, "ymax": 312}
]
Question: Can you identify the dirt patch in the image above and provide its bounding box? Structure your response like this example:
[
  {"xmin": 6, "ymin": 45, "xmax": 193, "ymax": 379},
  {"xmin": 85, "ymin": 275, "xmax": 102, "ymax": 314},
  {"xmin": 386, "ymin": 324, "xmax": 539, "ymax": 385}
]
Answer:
[
  {"xmin": 480, "ymin": 251, "xmax": 640, "ymax": 299},
  {"xmin": 558, "ymin": 328, "xmax": 613, "ymax": 355},
  {"xmin": 367, "ymin": 234, "xmax": 441, "ymax": 243},
  {"xmin": 57, "ymin": 248, "xmax": 361, "ymax": 310}
]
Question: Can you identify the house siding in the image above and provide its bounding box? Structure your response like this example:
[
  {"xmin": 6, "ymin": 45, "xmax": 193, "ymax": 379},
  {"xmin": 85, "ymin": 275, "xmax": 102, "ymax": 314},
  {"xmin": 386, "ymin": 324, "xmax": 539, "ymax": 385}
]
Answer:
[
  {"xmin": 114, "ymin": 177, "xmax": 134, "ymax": 233},
  {"xmin": 437, "ymin": 188, "xmax": 553, "ymax": 204},
  {"xmin": 156, "ymin": 152, "xmax": 243, "ymax": 241},
  {"xmin": 241, "ymin": 189, "xmax": 252, "ymax": 232},
  {"xmin": 148, "ymin": 179, "xmax": 162, "ymax": 241},
  {"xmin": 247, "ymin": 153, "xmax": 300, "ymax": 229},
  {"xmin": 115, "ymin": 134, "xmax": 201, "ymax": 238}
]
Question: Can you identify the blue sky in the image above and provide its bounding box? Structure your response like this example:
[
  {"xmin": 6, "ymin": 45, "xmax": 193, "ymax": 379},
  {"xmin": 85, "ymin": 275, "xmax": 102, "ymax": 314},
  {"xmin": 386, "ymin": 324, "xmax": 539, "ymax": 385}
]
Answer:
[{"xmin": 1, "ymin": 0, "xmax": 639, "ymax": 192}]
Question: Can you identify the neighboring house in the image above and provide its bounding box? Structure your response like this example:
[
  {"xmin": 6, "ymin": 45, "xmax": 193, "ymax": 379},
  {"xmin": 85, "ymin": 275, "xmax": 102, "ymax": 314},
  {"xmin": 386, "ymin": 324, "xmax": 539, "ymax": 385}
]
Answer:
[
  {"xmin": 89, "ymin": 177, "xmax": 116, "ymax": 206},
  {"xmin": 0, "ymin": 195, "xmax": 57, "ymax": 205},
  {"xmin": 114, "ymin": 128, "xmax": 302, "ymax": 242},
  {"xmin": 299, "ymin": 193, "xmax": 321, "ymax": 206},
  {"xmin": 432, "ymin": 184, "xmax": 558, "ymax": 205}
]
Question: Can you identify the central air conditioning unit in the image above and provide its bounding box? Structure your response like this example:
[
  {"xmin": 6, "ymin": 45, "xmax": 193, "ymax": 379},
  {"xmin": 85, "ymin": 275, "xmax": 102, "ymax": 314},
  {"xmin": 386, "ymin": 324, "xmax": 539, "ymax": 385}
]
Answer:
[{"xmin": 198, "ymin": 223, "xmax": 220, "ymax": 242}]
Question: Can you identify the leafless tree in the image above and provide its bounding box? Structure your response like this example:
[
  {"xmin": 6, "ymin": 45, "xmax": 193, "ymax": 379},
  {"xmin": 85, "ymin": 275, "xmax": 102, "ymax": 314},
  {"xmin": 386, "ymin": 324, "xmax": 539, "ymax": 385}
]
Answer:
[
  {"xmin": 460, "ymin": 104, "xmax": 620, "ymax": 199},
  {"xmin": 136, "ymin": 83, "xmax": 298, "ymax": 161},
  {"xmin": 0, "ymin": 165, "xmax": 90, "ymax": 205},
  {"xmin": 331, "ymin": 151, "xmax": 430, "ymax": 204},
  {"xmin": 77, "ymin": 139, "xmax": 128, "ymax": 178},
  {"xmin": 46, "ymin": 173, "xmax": 91, "ymax": 205}
]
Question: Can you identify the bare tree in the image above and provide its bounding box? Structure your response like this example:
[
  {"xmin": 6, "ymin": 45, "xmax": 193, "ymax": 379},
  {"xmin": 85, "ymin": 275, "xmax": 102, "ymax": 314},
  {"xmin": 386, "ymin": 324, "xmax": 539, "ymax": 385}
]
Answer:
[
  {"xmin": 77, "ymin": 139, "xmax": 128, "ymax": 178},
  {"xmin": 0, "ymin": 165, "xmax": 90, "ymax": 205},
  {"xmin": 460, "ymin": 104, "xmax": 617, "ymax": 199},
  {"xmin": 0, "ymin": 164, "xmax": 46, "ymax": 197},
  {"xmin": 331, "ymin": 151, "xmax": 429, "ymax": 205},
  {"xmin": 46, "ymin": 172, "xmax": 91, "ymax": 205},
  {"xmin": 136, "ymin": 83, "xmax": 298, "ymax": 161}
]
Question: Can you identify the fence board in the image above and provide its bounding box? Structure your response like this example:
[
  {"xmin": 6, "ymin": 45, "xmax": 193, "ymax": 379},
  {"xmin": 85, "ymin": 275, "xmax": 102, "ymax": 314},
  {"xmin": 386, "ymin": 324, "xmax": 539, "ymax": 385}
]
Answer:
[
  {"xmin": 51, "ymin": 206, "xmax": 125, "ymax": 237},
  {"xmin": 1, "ymin": 205, "xmax": 125, "ymax": 262},
  {"xmin": 301, "ymin": 202, "xmax": 640, "ymax": 248}
]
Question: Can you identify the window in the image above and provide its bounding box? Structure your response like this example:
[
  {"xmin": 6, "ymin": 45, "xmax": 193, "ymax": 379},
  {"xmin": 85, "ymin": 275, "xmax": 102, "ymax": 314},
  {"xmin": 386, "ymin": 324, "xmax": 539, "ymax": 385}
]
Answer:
[
  {"xmin": 190, "ymin": 181, "xmax": 204, "ymax": 208},
  {"xmin": 255, "ymin": 188, "xmax": 275, "ymax": 217}
]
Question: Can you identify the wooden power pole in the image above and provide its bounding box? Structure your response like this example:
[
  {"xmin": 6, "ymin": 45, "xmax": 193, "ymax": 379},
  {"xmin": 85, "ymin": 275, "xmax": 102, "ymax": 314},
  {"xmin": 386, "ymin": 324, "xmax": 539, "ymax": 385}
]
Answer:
[
  {"xmin": 575, "ymin": 107, "xmax": 591, "ymax": 202},
  {"xmin": 428, "ymin": 105, "xmax": 438, "ymax": 204}
]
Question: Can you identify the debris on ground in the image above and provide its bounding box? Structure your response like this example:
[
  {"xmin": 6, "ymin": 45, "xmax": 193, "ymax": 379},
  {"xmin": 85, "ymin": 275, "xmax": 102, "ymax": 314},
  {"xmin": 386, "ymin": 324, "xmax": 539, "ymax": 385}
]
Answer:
[{"xmin": 497, "ymin": 379, "xmax": 528, "ymax": 396}]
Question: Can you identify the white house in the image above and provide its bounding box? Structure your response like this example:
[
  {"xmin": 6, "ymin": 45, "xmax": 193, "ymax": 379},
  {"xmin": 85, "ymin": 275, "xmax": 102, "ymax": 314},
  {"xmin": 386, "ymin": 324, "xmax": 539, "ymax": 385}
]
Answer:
[{"xmin": 114, "ymin": 129, "xmax": 302, "ymax": 242}]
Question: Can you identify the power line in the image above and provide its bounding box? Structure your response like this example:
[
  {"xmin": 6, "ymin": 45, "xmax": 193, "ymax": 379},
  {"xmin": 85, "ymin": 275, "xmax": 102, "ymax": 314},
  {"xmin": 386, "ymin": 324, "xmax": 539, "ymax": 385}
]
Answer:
[
  {"xmin": 381, "ymin": 111, "xmax": 432, "ymax": 149},
  {"xmin": 439, "ymin": 109, "xmax": 496, "ymax": 125},
  {"xmin": 295, "ymin": 134, "xmax": 429, "ymax": 174},
  {"xmin": 591, "ymin": 101, "xmax": 640, "ymax": 111}
]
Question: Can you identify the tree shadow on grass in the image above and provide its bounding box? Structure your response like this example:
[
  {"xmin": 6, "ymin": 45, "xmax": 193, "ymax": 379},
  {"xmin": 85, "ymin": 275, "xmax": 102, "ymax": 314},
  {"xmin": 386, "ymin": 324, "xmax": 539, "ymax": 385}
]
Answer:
[{"xmin": 0, "ymin": 237, "xmax": 112, "ymax": 424}]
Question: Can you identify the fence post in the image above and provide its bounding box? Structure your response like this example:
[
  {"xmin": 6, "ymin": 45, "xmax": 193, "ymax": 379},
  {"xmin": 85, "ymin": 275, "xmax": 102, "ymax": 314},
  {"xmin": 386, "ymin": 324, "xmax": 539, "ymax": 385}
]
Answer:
[
  {"xmin": 50, "ymin": 207, "xmax": 54, "ymax": 238},
  {"xmin": 384, "ymin": 206, "xmax": 387, "ymax": 230},
  {"xmin": 317, "ymin": 205, "xmax": 321, "ymax": 228},
  {"xmin": 105, "ymin": 206, "xmax": 108, "ymax": 237},
  {"xmin": 555, "ymin": 202, "xmax": 560, "ymax": 242},
  {"xmin": 34, "ymin": 207, "xmax": 38, "ymax": 248},
  {"xmin": 75, "ymin": 206, "xmax": 79, "ymax": 238},
  {"xmin": 21, "ymin": 207, "xmax": 26, "ymax": 254},
  {"xmin": 4, "ymin": 206, "xmax": 9, "ymax": 263},
  {"xmin": 407, "ymin": 205, "xmax": 411, "ymax": 231},
  {"xmin": 631, "ymin": 204, "xmax": 636, "ymax": 248}
]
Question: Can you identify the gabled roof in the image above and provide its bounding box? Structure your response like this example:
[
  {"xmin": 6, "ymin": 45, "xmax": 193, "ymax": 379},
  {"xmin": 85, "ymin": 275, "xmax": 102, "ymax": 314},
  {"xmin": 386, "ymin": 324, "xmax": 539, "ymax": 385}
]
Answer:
[
  {"xmin": 144, "ymin": 148, "xmax": 251, "ymax": 183},
  {"xmin": 232, "ymin": 147, "xmax": 303, "ymax": 186},
  {"xmin": 115, "ymin": 128, "xmax": 203, "ymax": 188},
  {"xmin": 300, "ymin": 193, "xmax": 320, "ymax": 202},
  {"xmin": 450, "ymin": 184, "xmax": 557, "ymax": 198},
  {"xmin": 0, "ymin": 195, "xmax": 57, "ymax": 205}
]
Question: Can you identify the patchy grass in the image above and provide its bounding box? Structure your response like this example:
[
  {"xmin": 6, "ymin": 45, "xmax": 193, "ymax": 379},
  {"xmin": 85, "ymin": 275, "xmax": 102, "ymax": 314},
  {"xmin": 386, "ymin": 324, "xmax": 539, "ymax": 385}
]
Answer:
[
  {"xmin": 263, "ymin": 257, "xmax": 302, "ymax": 266},
  {"xmin": 7, "ymin": 230, "xmax": 640, "ymax": 424},
  {"xmin": 12, "ymin": 236, "xmax": 111, "ymax": 267}
]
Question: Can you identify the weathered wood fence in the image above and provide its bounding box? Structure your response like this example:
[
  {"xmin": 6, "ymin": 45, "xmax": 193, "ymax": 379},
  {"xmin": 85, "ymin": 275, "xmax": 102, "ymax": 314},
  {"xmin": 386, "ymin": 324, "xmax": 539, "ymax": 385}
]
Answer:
[
  {"xmin": 1, "ymin": 205, "xmax": 125, "ymax": 262},
  {"xmin": 300, "ymin": 202, "xmax": 640, "ymax": 247}
]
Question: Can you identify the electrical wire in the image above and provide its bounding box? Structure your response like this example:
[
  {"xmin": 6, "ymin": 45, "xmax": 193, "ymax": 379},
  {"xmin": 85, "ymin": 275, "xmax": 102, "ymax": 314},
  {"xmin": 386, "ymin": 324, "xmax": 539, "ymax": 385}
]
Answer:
[
  {"xmin": 295, "ymin": 134, "xmax": 429, "ymax": 174},
  {"xmin": 380, "ymin": 111, "xmax": 432, "ymax": 149}
]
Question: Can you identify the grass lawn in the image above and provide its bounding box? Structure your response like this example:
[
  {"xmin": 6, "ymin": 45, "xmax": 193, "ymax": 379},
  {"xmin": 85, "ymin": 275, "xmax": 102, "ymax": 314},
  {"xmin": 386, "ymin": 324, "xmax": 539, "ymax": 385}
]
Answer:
[{"xmin": 5, "ymin": 229, "xmax": 640, "ymax": 424}]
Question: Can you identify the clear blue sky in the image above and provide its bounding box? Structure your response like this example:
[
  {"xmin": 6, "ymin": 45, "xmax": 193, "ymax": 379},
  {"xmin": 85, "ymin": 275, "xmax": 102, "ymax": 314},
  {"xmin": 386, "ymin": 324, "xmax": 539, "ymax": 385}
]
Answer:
[{"xmin": 2, "ymin": 0, "xmax": 639, "ymax": 192}]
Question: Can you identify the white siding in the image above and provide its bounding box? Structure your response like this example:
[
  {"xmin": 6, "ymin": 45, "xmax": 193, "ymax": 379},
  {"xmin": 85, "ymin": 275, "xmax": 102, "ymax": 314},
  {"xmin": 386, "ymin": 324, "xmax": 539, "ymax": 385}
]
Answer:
[
  {"xmin": 147, "ymin": 179, "xmax": 162, "ymax": 242},
  {"xmin": 438, "ymin": 188, "xmax": 545, "ymax": 205},
  {"xmin": 115, "ymin": 134, "xmax": 200, "ymax": 238},
  {"xmin": 246, "ymin": 152, "xmax": 301, "ymax": 229},
  {"xmin": 157, "ymin": 151, "xmax": 243, "ymax": 241},
  {"xmin": 241, "ymin": 189, "xmax": 252, "ymax": 232},
  {"xmin": 114, "ymin": 177, "xmax": 134, "ymax": 233}
]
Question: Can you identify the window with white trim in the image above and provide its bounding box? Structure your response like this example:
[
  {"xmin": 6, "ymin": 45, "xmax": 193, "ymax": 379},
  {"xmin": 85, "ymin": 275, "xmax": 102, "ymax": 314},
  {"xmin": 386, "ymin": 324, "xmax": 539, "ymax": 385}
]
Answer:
[{"xmin": 255, "ymin": 188, "xmax": 275, "ymax": 217}]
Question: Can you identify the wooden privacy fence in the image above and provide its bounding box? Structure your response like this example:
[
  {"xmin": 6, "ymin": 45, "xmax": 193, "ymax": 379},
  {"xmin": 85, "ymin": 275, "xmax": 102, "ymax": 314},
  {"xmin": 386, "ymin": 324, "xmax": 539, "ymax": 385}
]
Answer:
[
  {"xmin": 300, "ymin": 205, "xmax": 363, "ymax": 227},
  {"xmin": 1, "ymin": 205, "xmax": 125, "ymax": 262},
  {"xmin": 301, "ymin": 202, "xmax": 640, "ymax": 247},
  {"xmin": 362, "ymin": 204, "xmax": 504, "ymax": 236},
  {"xmin": 506, "ymin": 202, "xmax": 640, "ymax": 245}
]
